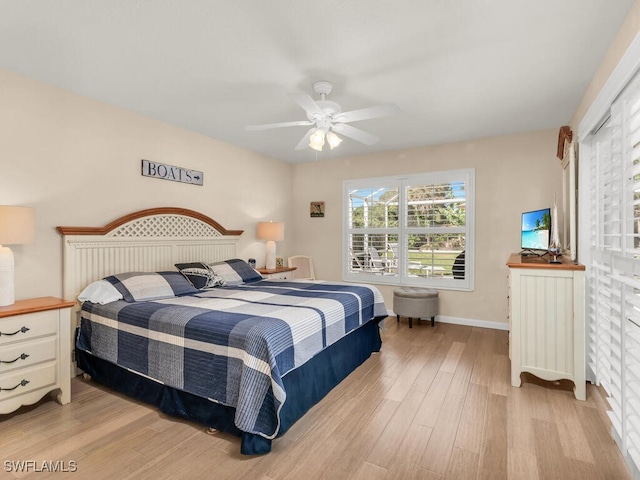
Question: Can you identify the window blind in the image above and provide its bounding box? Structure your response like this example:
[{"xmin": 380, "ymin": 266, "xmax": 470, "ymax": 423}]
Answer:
[
  {"xmin": 343, "ymin": 169, "xmax": 474, "ymax": 291},
  {"xmin": 585, "ymin": 68, "xmax": 640, "ymax": 477}
]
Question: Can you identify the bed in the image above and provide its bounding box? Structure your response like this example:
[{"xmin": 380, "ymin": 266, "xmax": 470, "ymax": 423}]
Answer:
[{"xmin": 58, "ymin": 208, "xmax": 387, "ymax": 455}]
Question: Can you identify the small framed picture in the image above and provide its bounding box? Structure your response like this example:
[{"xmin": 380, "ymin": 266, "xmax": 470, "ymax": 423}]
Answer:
[
  {"xmin": 310, "ymin": 201, "xmax": 325, "ymax": 218},
  {"xmin": 276, "ymin": 257, "xmax": 284, "ymax": 268}
]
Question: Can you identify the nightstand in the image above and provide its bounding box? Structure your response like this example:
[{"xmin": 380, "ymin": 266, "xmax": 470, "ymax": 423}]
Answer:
[
  {"xmin": 0, "ymin": 297, "xmax": 74, "ymax": 414},
  {"xmin": 257, "ymin": 266, "xmax": 297, "ymax": 280}
]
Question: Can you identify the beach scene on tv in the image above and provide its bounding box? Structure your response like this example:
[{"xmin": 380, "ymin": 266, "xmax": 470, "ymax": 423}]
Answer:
[{"xmin": 521, "ymin": 209, "xmax": 551, "ymax": 250}]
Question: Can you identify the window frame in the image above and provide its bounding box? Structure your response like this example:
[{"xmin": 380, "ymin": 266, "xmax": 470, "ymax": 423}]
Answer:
[{"xmin": 342, "ymin": 168, "xmax": 475, "ymax": 291}]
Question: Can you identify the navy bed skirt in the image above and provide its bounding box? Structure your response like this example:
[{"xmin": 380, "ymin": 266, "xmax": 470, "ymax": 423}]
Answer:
[{"xmin": 76, "ymin": 317, "xmax": 383, "ymax": 455}]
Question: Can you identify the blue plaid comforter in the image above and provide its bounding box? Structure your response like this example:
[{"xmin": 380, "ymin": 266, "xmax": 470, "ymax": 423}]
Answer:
[{"xmin": 77, "ymin": 280, "xmax": 387, "ymax": 438}]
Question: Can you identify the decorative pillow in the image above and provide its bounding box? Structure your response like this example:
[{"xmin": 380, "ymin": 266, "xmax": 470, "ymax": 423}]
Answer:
[
  {"xmin": 175, "ymin": 262, "xmax": 226, "ymax": 289},
  {"xmin": 208, "ymin": 258, "xmax": 263, "ymax": 286},
  {"xmin": 77, "ymin": 280, "xmax": 124, "ymax": 304},
  {"xmin": 104, "ymin": 271, "xmax": 199, "ymax": 302}
]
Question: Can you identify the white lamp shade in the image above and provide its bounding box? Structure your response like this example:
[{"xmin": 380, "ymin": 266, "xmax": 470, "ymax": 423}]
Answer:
[
  {"xmin": 257, "ymin": 221, "xmax": 284, "ymax": 241},
  {"xmin": 309, "ymin": 129, "xmax": 325, "ymax": 151},
  {"xmin": 326, "ymin": 131, "xmax": 342, "ymax": 149},
  {"xmin": 0, "ymin": 206, "xmax": 35, "ymax": 245}
]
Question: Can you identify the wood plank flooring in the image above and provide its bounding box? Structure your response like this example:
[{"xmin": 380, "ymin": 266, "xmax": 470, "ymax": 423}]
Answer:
[{"xmin": 0, "ymin": 318, "xmax": 631, "ymax": 479}]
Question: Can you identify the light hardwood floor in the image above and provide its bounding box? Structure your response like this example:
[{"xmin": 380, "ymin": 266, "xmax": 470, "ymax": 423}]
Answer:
[{"xmin": 0, "ymin": 318, "xmax": 631, "ymax": 480}]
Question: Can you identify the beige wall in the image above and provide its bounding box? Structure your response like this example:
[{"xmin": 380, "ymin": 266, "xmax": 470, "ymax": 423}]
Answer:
[
  {"xmin": 291, "ymin": 0, "xmax": 640, "ymax": 326},
  {"xmin": 571, "ymin": 0, "xmax": 640, "ymax": 128},
  {"xmin": 0, "ymin": 65, "xmax": 562, "ymax": 328},
  {"xmin": 291, "ymin": 131, "xmax": 563, "ymax": 325},
  {"xmin": 9, "ymin": 0, "xmax": 637, "ymax": 323},
  {"xmin": 0, "ymin": 69, "xmax": 293, "ymax": 301}
]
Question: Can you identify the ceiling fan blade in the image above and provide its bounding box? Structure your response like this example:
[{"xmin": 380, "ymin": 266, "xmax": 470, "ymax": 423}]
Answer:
[
  {"xmin": 245, "ymin": 120, "xmax": 314, "ymax": 131},
  {"xmin": 288, "ymin": 93, "xmax": 325, "ymax": 117},
  {"xmin": 294, "ymin": 128, "xmax": 316, "ymax": 150},
  {"xmin": 332, "ymin": 123, "xmax": 380, "ymax": 145},
  {"xmin": 334, "ymin": 103, "xmax": 400, "ymax": 123}
]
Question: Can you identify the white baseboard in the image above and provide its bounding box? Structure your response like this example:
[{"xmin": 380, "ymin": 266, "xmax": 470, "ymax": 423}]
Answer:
[{"xmin": 387, "ymin": 310, "xmax": 508, "ymax": 331}]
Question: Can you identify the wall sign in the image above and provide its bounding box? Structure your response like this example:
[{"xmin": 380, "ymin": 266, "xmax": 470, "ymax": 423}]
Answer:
[{"xmin": 141, "ymin": 159, "xmax": 203, "ymax": 186}]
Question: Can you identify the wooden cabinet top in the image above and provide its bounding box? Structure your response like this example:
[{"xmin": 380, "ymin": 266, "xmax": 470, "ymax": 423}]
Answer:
[
  {"xmin": 506, "ymin": 253, "xmax": 585, "ymax": 271},
  {"xmin": 0, "ymin": 297, "xmax": 75, "ymax": 318},
  {"xmin": 257, "ymin": 266, "xmax": 297, "ymax": 275}
]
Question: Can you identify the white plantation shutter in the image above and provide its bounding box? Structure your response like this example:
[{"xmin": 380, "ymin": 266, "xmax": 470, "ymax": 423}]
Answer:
[
  {"xmin": 343, "ymin": 169, "xmax": 474, "ymax": 291},
  {"xmin": 585, "ymin": 68, "xmax": 640, "ymax": 478},
  {"xmin": 625, "ymin": 76, "xmax": 640, "ymax": 473},
  {"xmin": 346, "ymin": 182, "xmax": 401, "ymax": 279},
  {"xmin": 404, "ymin": 177, "xmax": 468, "ymax": 280}
]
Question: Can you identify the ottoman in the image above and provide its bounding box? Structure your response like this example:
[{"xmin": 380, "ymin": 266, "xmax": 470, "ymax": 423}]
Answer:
[{"xmin": 393, "ymin": 287, "xmax": 439, "ymax": 328}]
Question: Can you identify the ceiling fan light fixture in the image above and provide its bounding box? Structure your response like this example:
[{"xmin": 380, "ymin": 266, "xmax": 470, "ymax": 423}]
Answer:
[
  {"xmin": 245, "ymin": 80, "xmax": 400, "ymax": 154},
  {"xmin": 326, "ymin": 131, "xmax": 342, "ymax": 149},
  {"xmin": 309, "ymin": 129, "xmax": 325, "ymax": 151}
]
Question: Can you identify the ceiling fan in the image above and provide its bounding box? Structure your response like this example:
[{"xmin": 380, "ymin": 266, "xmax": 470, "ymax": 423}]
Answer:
[{"xmin": 245, "ymin": 81, "xmax": 400, "ymax": 152}]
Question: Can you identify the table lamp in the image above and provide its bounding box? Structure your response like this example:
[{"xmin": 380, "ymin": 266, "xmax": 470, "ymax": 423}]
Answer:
[
  {"xmin": 257, "ymin": 221, "xmax": 284, "ymax": 270},
  {"xmin": 0, "ymin": 206, "xmax": 35, "ymax": 306}
]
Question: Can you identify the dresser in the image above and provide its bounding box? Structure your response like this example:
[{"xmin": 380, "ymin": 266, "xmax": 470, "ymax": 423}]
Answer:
[
  {"xmin": 0, "ymin": 297, "xmax": 74, "ymax": 414},
  {"xmin": 506, "ymin": 254, "xmax": 586, "ymax": 400},
  {"xmin": 257, "ymin": 266, "xmax": 297, "ymax": 280}
]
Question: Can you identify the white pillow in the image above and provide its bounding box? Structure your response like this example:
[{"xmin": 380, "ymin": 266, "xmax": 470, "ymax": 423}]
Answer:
[{"xmin": 78, "ymin": 280, "xmax": 123, "ymax": 304}]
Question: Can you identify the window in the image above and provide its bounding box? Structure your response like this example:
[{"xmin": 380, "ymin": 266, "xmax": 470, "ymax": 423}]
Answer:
[
  {"xmin": 582, "ymin": 68, "xmax": 640, "ymax": 475},
  {"xmin": 343, "ymin": 169, "xmax": 474, "ymax": 291}
]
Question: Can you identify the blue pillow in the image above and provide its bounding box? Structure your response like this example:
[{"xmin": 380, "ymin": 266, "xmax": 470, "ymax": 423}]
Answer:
[
  {"xmin": 104, "ymin": 271, "xmax": 199, "ymax": 302},
  {"xmin": 208, "ymin": 259, "xmax": 263, "ymax": 285}
]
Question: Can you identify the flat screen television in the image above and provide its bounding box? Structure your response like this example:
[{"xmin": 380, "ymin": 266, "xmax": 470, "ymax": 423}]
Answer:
[{"xmin": 521, "ymin": 208, "xmax": 551, "ymax": 253}]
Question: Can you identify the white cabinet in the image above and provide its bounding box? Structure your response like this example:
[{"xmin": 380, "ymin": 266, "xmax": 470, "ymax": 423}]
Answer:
[
  {"xmin": 507, "ymin": 254, "xmax": 586, "ymax": 400},
  {"xmin": 0, "ymin": 297, "xmax": 74, "ymax": 414}
]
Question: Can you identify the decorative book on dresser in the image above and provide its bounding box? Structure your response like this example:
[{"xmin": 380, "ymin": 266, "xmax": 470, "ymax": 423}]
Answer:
[{"xmin": 0, "ymin": 297, "xmax": 74, "ymax": 414}]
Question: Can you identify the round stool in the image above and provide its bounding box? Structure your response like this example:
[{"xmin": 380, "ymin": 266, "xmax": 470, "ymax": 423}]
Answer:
[{"xmin": 393, "ymin": 287, "xmax": 439, "ymax": 328}]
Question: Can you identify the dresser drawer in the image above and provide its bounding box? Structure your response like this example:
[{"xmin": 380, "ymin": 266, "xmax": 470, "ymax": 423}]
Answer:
[
  {"xmin": 0, "ymin": 362, "xmax": 56, "ymax": 402},
  {"xmin": 0, "ymin": 310, "xmax": 58, "ymax": 346},
  {"xmin": 0, "ymin": 297, "xmax": 72, "ymax": 413},
  {"xmin": 0, "ymin": 336, "xmax": 57, "ymax": 374}
]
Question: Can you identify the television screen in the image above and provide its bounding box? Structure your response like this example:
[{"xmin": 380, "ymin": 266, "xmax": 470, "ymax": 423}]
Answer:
[{"xmin": 521, "ymin": 208, "xmax": 551, "ymax": 251}]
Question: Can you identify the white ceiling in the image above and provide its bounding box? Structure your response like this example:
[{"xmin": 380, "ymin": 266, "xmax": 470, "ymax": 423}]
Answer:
[{"xmin": 0, "ymin": 1, "xmax": 634, "ymax": 163}]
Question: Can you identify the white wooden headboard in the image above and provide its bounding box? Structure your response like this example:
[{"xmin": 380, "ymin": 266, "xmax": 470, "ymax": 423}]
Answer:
[
  {"xmin": 58, "ymin": 207, "xmax": 242, "ymax": 375},
  {"xmin": 57, "ymin": 207, "xmax": 243, "ymax": 302}
]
